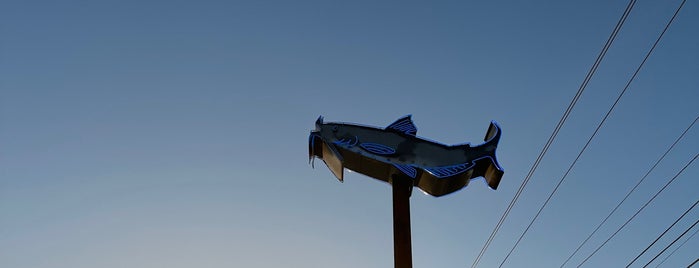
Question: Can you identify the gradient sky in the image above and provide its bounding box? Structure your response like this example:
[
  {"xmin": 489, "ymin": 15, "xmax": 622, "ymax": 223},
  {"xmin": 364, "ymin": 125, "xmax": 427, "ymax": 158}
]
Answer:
[{"xmin": 1, "ymin": 0, "xmax": 698, "ymax": 267}]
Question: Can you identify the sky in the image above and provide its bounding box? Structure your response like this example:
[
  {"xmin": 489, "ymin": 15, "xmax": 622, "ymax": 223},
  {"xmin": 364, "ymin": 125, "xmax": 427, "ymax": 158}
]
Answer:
[{"xmin": 1, "ymin": 0, "xmax": 698, "ymax": 267}]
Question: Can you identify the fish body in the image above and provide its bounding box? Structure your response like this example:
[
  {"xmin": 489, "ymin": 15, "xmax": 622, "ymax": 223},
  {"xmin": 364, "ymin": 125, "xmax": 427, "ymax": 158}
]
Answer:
[{"xmin": 309, "ymin": 115, "xmax": 504, "ymax": 197}]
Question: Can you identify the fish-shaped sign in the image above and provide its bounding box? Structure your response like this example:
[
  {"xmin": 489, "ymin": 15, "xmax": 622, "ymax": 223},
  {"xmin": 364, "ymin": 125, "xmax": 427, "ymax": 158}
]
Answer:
[{"xmin": 309, "ymin": 115, "xmax": 504, "ymax": 197}]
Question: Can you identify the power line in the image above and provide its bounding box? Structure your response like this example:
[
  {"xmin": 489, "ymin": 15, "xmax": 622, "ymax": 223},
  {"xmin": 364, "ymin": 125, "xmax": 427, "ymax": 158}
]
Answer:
[
  {"xmin": 654, "ymin": 228, "xmax": 699, "ymax": 267},
  {"xmin": 627, "ymin": 199, "xmax": 699, "ymax": 267},
  {"xmin": 575, "ymin": 153, "xmax": 698, "ymax": 267},
  {"xmin": 469, "ymin": 1, "xmax": 638, "ymax": 266},
  {"xmin": 643, "ymin": 218, "xmax": 699, "ymax": 267},
  {"xmin": 561, "ymin": 115, "xmax": 698, "ymax": 267},
  {"xmin": 498, "ymin": 0, "xmax": 689, "ymax": 266},
  {"xmin": 688, "ymin": 258, "xmax": 699, "ymax": 268}
]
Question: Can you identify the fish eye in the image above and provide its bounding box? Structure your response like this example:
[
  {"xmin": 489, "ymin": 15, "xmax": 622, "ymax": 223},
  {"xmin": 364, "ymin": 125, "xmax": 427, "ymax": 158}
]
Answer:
[{"xmin": 332, "ymin": 126, "xmax": 339, "ymax": 132}]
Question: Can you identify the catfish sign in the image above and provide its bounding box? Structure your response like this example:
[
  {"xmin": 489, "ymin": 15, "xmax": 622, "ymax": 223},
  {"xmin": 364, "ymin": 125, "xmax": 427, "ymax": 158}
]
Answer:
[{"xmin": 309, "ymin": 115, "xmax": 504, "ymax": 197}]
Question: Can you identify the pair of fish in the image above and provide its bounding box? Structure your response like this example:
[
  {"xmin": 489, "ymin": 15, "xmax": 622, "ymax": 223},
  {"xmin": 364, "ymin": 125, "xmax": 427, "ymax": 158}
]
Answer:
[{"xmin": 308, "ymin": 115, "xmax": 504, "ymax": 197}]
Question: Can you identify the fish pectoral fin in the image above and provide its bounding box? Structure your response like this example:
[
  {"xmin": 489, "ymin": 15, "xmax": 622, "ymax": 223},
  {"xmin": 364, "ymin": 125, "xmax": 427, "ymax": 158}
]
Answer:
[
  {"xmin": 386, "ymin": 115, "xmax": 418, "ymax": 135},
  {"xmin": 392, "ymin": 163, "xmax": 417, "ymax": 178},
  {"xmin": 321, "ymin": 142, "xmax": 344, "ymax": 182}
]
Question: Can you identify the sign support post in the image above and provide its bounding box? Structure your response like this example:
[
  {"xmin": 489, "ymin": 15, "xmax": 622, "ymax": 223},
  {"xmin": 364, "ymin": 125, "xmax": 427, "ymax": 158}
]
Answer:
[{"xmin": 391, "ymin": 174, "xmax": 413, "ymax": 268}]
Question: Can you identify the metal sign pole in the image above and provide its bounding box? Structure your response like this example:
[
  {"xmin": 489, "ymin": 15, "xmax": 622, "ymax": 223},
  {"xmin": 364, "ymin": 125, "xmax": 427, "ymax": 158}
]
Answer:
[{"xmin": 392, "ymin": 174, "xmax": 413, "ymax": 268}]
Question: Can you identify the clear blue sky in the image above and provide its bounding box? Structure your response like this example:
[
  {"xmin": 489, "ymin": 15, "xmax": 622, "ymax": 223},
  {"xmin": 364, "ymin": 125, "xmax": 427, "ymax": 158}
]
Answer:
[{"xmin": 1, "ymin": 0, "xmax": 697, "ymax": 267}]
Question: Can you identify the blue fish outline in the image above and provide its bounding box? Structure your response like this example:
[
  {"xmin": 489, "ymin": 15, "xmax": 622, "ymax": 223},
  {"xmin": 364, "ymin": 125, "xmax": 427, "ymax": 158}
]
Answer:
[{"xmin": 309, "ymin": 115, "xmax": 504, "ymax": 196}]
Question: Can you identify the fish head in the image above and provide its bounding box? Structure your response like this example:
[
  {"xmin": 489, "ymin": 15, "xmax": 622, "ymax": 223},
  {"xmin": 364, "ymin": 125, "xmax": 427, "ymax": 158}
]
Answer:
[
  {"xmin": 309, "ymin": 116, "xmax": 347, "ymax": 182},
  {"xmin": 315, "ymin": 119, "xmax": 349, "ymax": 140},
  {"xmin": 309, "ymin": 116, "xmax": 349, "ymax": 161}
]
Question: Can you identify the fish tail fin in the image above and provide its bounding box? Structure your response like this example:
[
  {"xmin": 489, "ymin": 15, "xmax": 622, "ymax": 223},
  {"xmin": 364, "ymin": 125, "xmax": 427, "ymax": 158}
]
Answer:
[
  {"xmin": 484, "ymin": 121, "xmax": 501, "ymax": 145},
  {"xmin": 483, "ymin": 121, "xmax": 504, "ymax": 190},
  {"xmin": 483, "ymin": 159, "xmax": 504, "ymax": 190}
]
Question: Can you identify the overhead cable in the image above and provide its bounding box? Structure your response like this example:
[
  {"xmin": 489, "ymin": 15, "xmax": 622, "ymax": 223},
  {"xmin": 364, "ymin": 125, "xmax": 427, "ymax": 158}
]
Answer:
[
  {"xmin": 688, "ymin": 258, "xmax": 699, "ymax": 268},
  {"xmin": 576, "ymin": 153, "xmax": 698, "ymax": 267},
  {"xmin": 643, "ymin": 218, "xmax": 699, "ymax": 267},
  {"xmin": 627, "ymin": 199, "xmax": 699, "ymax": 267},
  {"xmin": 469, "ymin": 1, "xmax": 638, "ymax": 266},
  {"xmin": 654, "ymin": 228, "xmax": 699, "ymax": 267},
  {"xmin": 498, "ymin": 0, "xmax": 689, "ymax": 266},
  {"xmin": 561, "ymin": 115, "xmax": 698, "ymax": 267}
]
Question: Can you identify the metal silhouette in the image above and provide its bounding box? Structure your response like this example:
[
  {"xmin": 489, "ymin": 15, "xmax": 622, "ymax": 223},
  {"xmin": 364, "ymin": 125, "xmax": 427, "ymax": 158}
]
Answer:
[
  {"xmin": 308, "ymin": 115, "xmax": 504, "ymax": 268},
  {"xmin": 309, "ymin": 115, "xmax": 504, "ymax": 196}
]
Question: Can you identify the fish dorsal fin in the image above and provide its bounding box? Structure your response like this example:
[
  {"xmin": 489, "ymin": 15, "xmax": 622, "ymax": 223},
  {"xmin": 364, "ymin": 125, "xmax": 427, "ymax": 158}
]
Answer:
[{"xmin": 387, "ymin": 115, "xmax": 417, "ymax": 135}]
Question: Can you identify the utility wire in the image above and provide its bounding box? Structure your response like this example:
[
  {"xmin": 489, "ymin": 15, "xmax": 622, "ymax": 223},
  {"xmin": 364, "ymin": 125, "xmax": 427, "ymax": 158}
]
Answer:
[
  {"xmin": 561, "ymin": 115, "xmax": 698, "ymax": 267},
  {"xmin": 469, "ymin": 1, "xmax": 638, "ymax": 266},
  {"xmin": 576, "ymin": 153, "xmax": 698, "ymax": 267},
  {"xmin": 643, "ymin": 218, "xmax": 699, "ymax": 267},
  {"xmin": 627, "ymin": 199, "xmax": 699, "ymax": 267},
  {"xmin": 499, "ymin": 0, "xmax": 688, "ymax": 266},
  {"xmin": 655, "ymin": 227, "xmax": 699, "ymax": 267},
  {"xmin": 500, "ymin": 3, "xmax": 685, "ymax": 268},
  {"xmin": 688, "ymin": 258, "xmax": 699, "ymax": 268}
]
